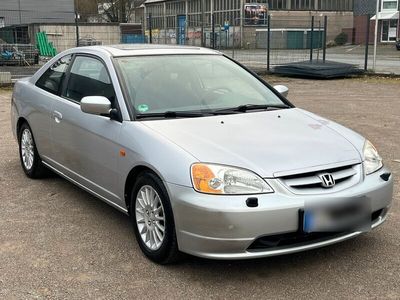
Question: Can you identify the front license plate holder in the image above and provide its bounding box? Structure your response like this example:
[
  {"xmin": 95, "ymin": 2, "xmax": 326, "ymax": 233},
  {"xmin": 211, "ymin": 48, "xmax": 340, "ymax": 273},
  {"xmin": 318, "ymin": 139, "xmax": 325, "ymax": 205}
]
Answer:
[
  {"xmin": 303, "ymin": 197, "xmax": 371, "ymax": 233},
  {"xmin": 303, "ymin": 211, "xmax": 314, "ymax": 233}
]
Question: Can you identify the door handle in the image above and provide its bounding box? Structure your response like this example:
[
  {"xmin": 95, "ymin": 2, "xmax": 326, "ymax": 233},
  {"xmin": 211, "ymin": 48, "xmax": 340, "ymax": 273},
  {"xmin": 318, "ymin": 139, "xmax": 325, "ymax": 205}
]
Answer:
[{"xmin": 52, "ymin": 111, "xmax": 63, "ymax": 123}]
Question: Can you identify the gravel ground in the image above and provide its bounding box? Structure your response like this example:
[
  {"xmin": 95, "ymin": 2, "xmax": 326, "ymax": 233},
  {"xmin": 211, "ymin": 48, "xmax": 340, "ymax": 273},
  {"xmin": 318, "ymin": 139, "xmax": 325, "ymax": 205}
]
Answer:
[{"xmin": 0, "ymin": 77, "xmax": 399, "ymax": 299}]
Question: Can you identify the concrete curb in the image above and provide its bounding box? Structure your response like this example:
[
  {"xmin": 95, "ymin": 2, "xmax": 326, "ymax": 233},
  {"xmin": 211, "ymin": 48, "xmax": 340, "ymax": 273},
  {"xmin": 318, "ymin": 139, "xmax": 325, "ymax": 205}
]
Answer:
[{"xmin": 0, "ymin": 72, "xmax": 12, "ymax": 86}]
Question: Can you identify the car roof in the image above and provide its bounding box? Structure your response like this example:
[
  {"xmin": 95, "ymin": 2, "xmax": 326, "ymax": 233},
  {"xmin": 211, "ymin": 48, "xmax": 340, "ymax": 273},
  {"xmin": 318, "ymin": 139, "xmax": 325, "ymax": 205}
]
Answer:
[{"xmin": 76, "ymin": 44, "xmax": 221, "ymax": 57}]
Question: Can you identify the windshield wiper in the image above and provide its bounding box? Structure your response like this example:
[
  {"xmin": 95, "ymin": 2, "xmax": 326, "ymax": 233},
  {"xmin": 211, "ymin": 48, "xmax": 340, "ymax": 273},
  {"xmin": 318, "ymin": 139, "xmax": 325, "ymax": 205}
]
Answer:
[
  {"xmin": 135, "ymin": 104, "xmax": 289, "ymax": 119},
  {"xmin": 212, "ymin": 104, "xmax": 289, "ymax": 114},
  {"xmin": 136, "ymin": 111, "xmax": 206, "ymax": 119}
]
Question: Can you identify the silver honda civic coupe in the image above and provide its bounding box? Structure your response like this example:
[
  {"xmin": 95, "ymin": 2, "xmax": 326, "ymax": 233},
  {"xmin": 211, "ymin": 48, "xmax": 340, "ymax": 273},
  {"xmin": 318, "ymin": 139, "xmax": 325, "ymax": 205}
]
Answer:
[{"xmin": 11, "ymin": 45, "xmax": 393, "ymax": 264}]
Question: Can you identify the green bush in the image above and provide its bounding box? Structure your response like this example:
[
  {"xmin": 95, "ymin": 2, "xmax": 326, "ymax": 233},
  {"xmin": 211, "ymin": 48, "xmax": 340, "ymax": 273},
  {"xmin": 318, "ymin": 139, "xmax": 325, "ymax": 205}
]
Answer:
[{"xmin": 334, "ymin": 32, "xmax": 348, "ymax": 46}]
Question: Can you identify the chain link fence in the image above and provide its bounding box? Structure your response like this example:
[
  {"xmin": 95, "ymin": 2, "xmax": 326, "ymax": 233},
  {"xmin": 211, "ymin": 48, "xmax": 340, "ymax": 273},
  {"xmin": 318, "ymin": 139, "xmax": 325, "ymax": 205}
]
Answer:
[
  {"xmin": 144, "ymin": 13, "xmax": 399, "ymax": 75},
  {"xmin": 225, "ymin": 16, "xmax": 326, "ymax": 72},
  {"xmin": 0, "ymin": 8, "xmax": 399, "ymax": 82},
  {"xmin": 0, "ymin": 9, "xmax": 131, "ymax": 80},
  {"xmin": 324, "ymin": 14, "xmax": 400, "ymax": 74},
  {"xmin": 143, "ymin": 14, "xmax": 354, "ymax": 73}
]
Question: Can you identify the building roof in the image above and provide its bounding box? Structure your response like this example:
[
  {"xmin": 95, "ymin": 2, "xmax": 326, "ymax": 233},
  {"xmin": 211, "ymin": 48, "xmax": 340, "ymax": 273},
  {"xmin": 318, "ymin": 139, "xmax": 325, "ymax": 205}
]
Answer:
[
  {"xmin": 0, "ymin": 0, "xmax": 75, "ymax": 25},
  {"xmin": 143, "ymin": 0, "xmax": 165, "ymax": 4},
  {"xmin": 370, "ymin": 11, "xmax": 399, "ymax": 20}
]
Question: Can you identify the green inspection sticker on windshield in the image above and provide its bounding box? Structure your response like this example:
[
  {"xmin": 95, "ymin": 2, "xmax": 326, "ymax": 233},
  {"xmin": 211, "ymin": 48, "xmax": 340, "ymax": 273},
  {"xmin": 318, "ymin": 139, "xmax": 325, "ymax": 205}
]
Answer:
[{"xmin": 137, "ymin": 104, "xmax": 149, "ymax": 112}]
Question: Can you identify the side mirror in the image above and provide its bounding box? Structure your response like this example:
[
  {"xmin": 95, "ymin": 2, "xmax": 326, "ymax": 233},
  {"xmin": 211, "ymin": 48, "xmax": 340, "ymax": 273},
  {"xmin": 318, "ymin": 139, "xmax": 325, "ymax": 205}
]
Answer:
[
  {"xmin": 274, "ymin": 85, "xmax": 289, "ymax": 98},
  {"xmin": 81, "ymin": 96, "xmax": 111, "ymax": 116}
]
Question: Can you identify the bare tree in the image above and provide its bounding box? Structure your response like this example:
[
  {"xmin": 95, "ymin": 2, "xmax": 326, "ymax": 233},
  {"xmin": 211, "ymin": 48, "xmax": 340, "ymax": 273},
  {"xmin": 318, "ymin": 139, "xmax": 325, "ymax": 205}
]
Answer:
[
  {"xmin": 74, "ymin": 0, "xmax": 98, "ymax": 22},
  {"xmin": 75, "ymin": 0, "xmax": 139, "ymax": 23},
  {"xmin": 99, "ymin": 0, "xmax": 134, "ymax": 23}
]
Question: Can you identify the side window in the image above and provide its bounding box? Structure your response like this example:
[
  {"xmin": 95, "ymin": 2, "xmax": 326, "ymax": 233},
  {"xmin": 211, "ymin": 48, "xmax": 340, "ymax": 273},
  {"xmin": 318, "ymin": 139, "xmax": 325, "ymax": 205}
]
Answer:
[
  {"xmin": 65, "ymin": 56, "xmax": 116, "ymax": 106},
  {"xmin": 36, "ymin": 54, "xmax": 72, "ymax": 95}
]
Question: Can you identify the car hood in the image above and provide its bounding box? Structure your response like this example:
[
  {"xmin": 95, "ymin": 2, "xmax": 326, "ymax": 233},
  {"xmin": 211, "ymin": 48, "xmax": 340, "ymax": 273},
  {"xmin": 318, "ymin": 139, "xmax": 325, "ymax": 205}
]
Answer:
[{"xmin": 141, "ymin": 108, "xmax": 362, "ymax": 178}]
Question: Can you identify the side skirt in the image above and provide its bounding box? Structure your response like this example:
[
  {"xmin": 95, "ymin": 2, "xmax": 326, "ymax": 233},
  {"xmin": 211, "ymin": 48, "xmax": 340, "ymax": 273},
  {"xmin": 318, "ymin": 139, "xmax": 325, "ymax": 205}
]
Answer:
[{"xmin": 42, "ymin": 161, "xmax": 129, "ymax": 215}]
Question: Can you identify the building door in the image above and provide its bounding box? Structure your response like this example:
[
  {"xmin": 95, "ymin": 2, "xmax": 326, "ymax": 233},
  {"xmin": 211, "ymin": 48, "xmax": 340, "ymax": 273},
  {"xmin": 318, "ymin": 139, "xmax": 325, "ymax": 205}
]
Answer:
[
  {"xmin": 381, "ymin": 19, "xmax": 398, "ymax": 42},
  {"xmin": 287, "ymin": 31, "xmax": 304, "ymax": 49},
  {"xmin": 306, "ymin": 30, "xmax": 323, "ymax": 49},
  {"xmin": 177, "ymin": 15, "xmax": 186, "ymax": 45}
]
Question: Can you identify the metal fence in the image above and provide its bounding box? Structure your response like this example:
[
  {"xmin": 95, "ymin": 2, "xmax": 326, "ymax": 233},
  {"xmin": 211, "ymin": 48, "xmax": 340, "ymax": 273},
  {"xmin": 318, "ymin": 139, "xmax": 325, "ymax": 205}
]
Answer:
[
  {"xmin": 228, "ymin": 16, "xmax": 327, "ymax": 72},
  {"xmin": 0, "ymin": 8, "xmax": 399, "ymax": 81},
  {"xmin": 144, "ymin": 13, "xmax": 400, "ymax": 75},
  {"xmin": 0, "ymin": 9, "xmax": 129, "ymax": 79},
  {"xmin": 323, "ymin": 14, "xmax": 399, "ymax": 74},
  {"xmin": 145, "ymin": 14, "xmax": 326, "ymax": 69}
]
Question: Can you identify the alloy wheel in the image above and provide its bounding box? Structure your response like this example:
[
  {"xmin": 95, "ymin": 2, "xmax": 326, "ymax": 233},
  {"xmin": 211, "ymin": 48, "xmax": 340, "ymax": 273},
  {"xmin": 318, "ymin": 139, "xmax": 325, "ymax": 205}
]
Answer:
[
  {"xmin": 135, "ymin": 185, "xmax": 166, "ymax": 251},
  {"xmin": 21, "ymin": 128, "xmax": 34, "ymax": 170}
]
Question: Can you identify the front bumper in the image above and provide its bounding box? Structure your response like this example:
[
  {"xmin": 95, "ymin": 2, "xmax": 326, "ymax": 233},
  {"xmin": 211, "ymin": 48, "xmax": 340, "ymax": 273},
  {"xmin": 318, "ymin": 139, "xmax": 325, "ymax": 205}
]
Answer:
[{"xmin": 168, "ymin": 167, "xmax": 393, "ymax": 259}]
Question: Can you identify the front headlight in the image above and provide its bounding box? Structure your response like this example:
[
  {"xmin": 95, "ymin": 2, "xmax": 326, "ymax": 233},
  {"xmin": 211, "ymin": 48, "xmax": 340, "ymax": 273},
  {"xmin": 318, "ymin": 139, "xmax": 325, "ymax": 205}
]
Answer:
[
  {"xmin": 191, "ymin": 163, "xmax": 273, "ymax": 195},
  {"xmin": 363, "ymin": 140, "xmax": 383, "ymax": 175}
]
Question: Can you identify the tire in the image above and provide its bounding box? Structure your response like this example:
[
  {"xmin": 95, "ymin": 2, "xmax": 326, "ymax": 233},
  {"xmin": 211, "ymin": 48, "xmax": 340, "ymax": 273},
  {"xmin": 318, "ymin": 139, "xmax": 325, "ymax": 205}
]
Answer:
[
  {"xmin": 129, "ymin": 171, "xmax": 180, "ymax": 264},
  {"xmin": 18, "ymin": 122, "xmax": 48, "ymax": 178}
]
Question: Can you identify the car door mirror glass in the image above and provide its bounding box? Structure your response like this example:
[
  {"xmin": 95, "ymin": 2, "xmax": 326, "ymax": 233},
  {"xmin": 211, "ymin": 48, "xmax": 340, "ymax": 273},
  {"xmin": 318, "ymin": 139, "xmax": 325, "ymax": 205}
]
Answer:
[
  {"xmin": 274, "ymin": 85, "xmax": 289, "ymax": 98},
  {"xmin": 81, "ymin": 96, "xmax": 111, "ymax": 116}
]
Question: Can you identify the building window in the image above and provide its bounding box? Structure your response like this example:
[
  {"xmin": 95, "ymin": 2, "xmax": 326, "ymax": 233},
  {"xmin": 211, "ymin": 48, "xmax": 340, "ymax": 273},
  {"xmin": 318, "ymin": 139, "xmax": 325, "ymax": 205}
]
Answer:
[
  {"xmin": 269, "ymin": 0, "xmax": 288, "ymax": 9},
  {"xmin": 382, "ymin": 0, "xmax": 398, "ymax": 10},
  {"xmin": 291, "ymin": 0, "xmax": 315, "ymax": 10},
  {"xmin": 214, "ymin": 0, "xmax": 241, "ymax": 26},
  {"xmin": 166, "ymin": 1, "xmax": 185, "ymax": 15},
  {"xmin": 188, "ymin": 0, "xmax": 202, "ymax": 26},
  {"xmin": 165, "ymin": 1, "xmax": 186, "ymax": 28},
  {"xmin": 147, "ymin": 3, "xmax": 164, "ymax": 29},
  {"xmin": 318, "ymin": 0, "xmax": 353, "ymax": 11},
  {"xmin": 381, "ymin": 19, "xmax": 398, "ymax": 42}
]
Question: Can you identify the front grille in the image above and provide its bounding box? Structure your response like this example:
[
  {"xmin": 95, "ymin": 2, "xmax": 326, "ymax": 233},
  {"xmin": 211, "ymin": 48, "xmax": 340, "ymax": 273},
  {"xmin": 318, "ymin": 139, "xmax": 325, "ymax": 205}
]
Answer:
[
  {"xmin": 247, "ymin": 231, "xmax": 346, "ymax": 251},
  {"xmin": 279, "ymin": 164, "xmax": 361, "ymax": 194},
  {"xmin": 247, "ymin": 209, "xmax": 384, "ymax": 251},
  {"xmin": 371, "ymin": 208, "xmax": 384, "ymax": 222}
]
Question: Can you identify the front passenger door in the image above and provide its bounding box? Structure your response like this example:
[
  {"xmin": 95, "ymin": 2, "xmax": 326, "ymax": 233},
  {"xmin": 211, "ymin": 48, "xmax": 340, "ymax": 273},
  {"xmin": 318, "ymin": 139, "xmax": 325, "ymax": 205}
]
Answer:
[{"xmin": 50, "ymin": 55, "xmax": 124, "ymax": 207}]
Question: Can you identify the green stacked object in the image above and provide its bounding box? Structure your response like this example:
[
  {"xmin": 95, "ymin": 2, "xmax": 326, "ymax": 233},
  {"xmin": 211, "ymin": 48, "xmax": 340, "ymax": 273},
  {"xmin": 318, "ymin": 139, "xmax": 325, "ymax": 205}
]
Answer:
[{"xmin": 36, "ymin": 31, "xmax": 57, "ymax": 57}]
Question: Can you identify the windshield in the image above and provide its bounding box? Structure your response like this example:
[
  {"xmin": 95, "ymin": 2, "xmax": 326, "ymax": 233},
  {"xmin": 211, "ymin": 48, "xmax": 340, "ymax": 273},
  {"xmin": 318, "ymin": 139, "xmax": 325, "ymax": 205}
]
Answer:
[{"xmin": 115, "ymin": 55, "xmax": 288, "ymax": 118}]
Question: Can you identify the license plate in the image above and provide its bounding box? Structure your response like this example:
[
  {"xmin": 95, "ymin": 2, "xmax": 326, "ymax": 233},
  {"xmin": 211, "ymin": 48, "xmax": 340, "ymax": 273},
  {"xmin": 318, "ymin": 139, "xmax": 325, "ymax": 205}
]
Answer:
[
  {"xmin": 303, "ymin": 211, "xmax": 314, "ymax": 233},
  {"xmin": 303, "ymin": 197, "xmax": 371, "ymax": 233}
]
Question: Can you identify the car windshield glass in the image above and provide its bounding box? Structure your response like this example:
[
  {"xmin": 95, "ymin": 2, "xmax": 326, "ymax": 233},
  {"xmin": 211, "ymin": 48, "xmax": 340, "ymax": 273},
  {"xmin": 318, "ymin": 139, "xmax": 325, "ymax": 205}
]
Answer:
[{"xmin": 115, "ymin": 55, "xmax": 288, "ymax": 117}]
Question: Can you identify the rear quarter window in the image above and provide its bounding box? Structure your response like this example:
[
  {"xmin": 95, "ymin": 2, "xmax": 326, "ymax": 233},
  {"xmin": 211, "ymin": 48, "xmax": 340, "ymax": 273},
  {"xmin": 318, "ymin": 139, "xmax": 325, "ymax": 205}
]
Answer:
[{"xmin": 36, "ymin": 54, "xmax": 72, "ymax": 95}]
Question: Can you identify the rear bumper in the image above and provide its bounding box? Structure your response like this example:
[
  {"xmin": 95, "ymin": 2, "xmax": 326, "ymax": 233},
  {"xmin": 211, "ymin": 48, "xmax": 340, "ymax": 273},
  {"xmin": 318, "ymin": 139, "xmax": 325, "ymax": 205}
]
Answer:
[
  {"xmin": 10, "ymin": 96, "xmax": 18, "ymax": 141},
  {"xmin": 167, "ymin": 167, "xmax": 393, "ymax": 259}
]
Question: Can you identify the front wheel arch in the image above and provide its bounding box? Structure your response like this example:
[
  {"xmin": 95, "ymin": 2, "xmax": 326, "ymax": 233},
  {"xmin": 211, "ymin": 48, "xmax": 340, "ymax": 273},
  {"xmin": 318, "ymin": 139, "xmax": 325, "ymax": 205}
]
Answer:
[
  {"xmin": 124, "ymin": 165, "xmax": 164, "ymax": 214},
  {"xmin": 129, "ymin": 170, "xmax": 181, "ymax": 264}
]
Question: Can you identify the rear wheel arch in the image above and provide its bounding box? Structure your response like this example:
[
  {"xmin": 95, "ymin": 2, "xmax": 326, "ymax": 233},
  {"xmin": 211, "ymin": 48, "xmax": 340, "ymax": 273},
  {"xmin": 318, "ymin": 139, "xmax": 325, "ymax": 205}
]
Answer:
[
  {"xmin": 16, "ymin": 117, "xmax": 29, "ymax": 140},
  {"xmin": 17, "ymin": 121, "xmax": 48, "ymax": 178}
]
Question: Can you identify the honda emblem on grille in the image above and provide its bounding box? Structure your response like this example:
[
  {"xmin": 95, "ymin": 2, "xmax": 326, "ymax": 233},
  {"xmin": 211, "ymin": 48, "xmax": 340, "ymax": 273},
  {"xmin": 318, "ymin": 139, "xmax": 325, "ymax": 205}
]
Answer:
[{"xmin": 319, "ymin": 173, "xmax": 335, "ymax": 188}]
